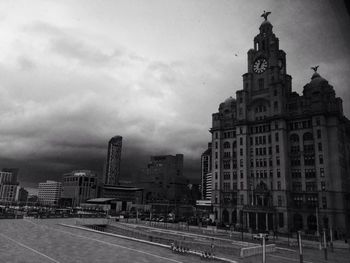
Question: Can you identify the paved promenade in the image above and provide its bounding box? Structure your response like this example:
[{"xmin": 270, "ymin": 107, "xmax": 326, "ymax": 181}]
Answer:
[
  {"xmin": 1, "ymin": 218, "xmax": 349, "ymax": 263},
  {"xmin": 0, "ymin": 219, "xmax": 204, "ymax": 263}
]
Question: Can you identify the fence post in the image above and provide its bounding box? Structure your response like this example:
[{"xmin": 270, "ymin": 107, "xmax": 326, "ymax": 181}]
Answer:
[
  {"xmin": 323, "ymin": 228, "xmax": 328, "ymax": 261},
  {"xmin": 262, "ymin": 236, "xmax": 266, "ymax": 263},
  {"xmin": 298, "ymin": 231, "xmax": 303, "ymax": 263}
]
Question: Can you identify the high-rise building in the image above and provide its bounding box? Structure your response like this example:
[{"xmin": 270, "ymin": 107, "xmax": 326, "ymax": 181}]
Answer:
[
  {"xmin": 208, "ymin": 12, "xmax": 350, "ymax": 236},
  {"xmin": 201, "ymin": 143, "xmax": 212, "ymax": 200},
  {"xmin": 38, "ymin": 180, "xmax": 62, "ymax": 206},
  {"xmin": 104, "ymin": 136, "xmax": 122, "ymax": 186},
  {"xmin": 62, "ymin": 170, "xmax": 97, "ymax": 206}
]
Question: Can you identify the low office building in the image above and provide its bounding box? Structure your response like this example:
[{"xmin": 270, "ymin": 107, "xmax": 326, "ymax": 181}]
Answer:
[
  {"xmin": 38, "ymin": 180, "xmax": 62, "ymax": 206},
  {"xmin": 61, "ymin": 170, "xmax": 97, "ymax": 207}
]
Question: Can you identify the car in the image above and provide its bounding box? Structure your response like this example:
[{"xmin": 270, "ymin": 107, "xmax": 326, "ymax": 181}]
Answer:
[{"xmin": 253, "ymin": 233, "xmax": 269, "ymax": 241}]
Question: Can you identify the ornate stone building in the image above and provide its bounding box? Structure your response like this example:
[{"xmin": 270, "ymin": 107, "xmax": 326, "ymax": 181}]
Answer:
[{"xmin": 208, "ymin": 13, "xmax": 350, "ymax": 236}]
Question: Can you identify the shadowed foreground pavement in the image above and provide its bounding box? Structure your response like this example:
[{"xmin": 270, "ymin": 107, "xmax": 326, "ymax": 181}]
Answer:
[{"xmin": 0, "ymin": 219, "xmax": 206, "ymax": 263}]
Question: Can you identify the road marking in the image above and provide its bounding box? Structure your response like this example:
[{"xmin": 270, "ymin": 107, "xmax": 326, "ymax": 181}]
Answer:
[
  {"xmin": 0, "ymin": 233, "xmax": 60, "ymax": 263},
  {"xmin": 24, "ymin": 219, "xmax": 184, "ymax": 263},
  {"xmin": 270, "ymin": 254, "xmax": 314, "ymax": 263}
]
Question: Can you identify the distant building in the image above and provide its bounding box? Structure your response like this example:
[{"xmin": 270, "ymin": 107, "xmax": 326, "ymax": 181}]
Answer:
[
  {"xmin": 104, "ymin": 136, "xmax": 123, "ymax": 186},
  {"xmin": 1, "ymin": 168, "xmax": 19, "ymax": 184},
  {"xmin": 0, "ymin": 184, "xmax": 18, "ymax": 203},
  {"xmin": 0, "ymin": 171, "xmax": 14, "ymax": 184},
  {"xmin": 201, "ymin": 143, "xmax": 212, "ymax": 201},
  {"xmin": 0, "ymin": 168, "xmax": 19, "ymax": 204},
  {"xmin": 61, "ymin": 170, "xmax": 97, "ymax": 207},
  {"xmin": 139, "ymin": 154, "xmax": 189, "ymax": 204},
  {"xmin": 16, "ymin": 187, "xmax": 28, "ymax": 203},
  {"xmin": 38, "ymin": 180, "xmax": 62, "ymax": 206}
]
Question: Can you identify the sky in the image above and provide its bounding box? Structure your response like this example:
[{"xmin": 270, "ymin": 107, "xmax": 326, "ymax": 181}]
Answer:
[{"xmin": 0, "ymin": 0, "xmax": 349, "ymax": 188}]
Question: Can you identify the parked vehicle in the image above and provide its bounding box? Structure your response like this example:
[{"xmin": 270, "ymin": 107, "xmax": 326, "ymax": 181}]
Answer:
[{"xmin": 253, "ymin": 233, "xmax": 269, "ymax": 241}]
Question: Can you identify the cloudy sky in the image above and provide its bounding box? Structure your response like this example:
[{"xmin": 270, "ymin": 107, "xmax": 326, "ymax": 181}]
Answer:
[{"xmin": 0, "ymin": 0, "xmax": 349, "ymax": 187}]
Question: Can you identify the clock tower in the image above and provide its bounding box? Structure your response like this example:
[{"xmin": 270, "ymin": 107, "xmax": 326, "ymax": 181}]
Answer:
[{"xmin": 237, "ymin": 12, "xmax": 292, "ymax": 122}]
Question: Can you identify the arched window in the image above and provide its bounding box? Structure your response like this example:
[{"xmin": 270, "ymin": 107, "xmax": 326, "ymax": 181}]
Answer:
[
  {"xmin": 290, "ymin": 134, "xmax": 299, "ymax": 143},
  {"xmin": 303, "ymin": 132, "xmax": 313, "ymax": 141}
]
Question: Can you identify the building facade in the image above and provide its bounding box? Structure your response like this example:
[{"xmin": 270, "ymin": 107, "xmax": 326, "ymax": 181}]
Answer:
[
  {"xmin": 208, "ymin": 13, "xmax": 350, "ymax": 237},
  {"xmin": 38, "ymin": 180, "xmax": 62, "ymax": 206},
  {"xmin": 104, "ymin": 136, "xmax": 123, "ymax": 186},
  {"xmin": 61, "ymin": 170, "xmax": 97, "ymax": 207},
  {"xmin": 139, "ymin": 154, "xmax": 189, "ymax": 204},
  {"xmin": 201, "ymin": 143, "xmax": 212, "ymax": 200},
  {"xmin": 0, "ymin": 169, "xmax": 20, "ymax": 203}
]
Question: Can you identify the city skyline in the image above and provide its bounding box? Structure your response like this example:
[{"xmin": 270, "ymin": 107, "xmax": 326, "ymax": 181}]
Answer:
[{"xmin": 0, "ymin": 0, "xmax": 349, "ymax": 186}]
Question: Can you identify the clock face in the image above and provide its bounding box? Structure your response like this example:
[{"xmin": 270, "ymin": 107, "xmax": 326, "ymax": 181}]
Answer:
[{"xmin": 253, "ymin": 58, "xmax": 268, "ymax": 74}]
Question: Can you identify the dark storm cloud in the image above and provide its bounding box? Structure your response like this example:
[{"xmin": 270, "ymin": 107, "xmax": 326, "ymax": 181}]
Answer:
[{"xmin": 0, "ymin": 0, "xmax": 349, "ymax": 186}]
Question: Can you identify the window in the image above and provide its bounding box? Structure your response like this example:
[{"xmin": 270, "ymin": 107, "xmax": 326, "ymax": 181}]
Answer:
[
  {"xmin": 274, "ymin": 90, "xmax": 277, "ymax": 96},
  {"xmin": 269, "ymin": 158, "xmax": 273, "ymax": 166},
  {"xmin": 268, "ymin": 135, "xmax": 271, "ymax": 143},
  {"xmin": 240, "ymin": 195, "xmax": 244, "ymax": 205},
  {"xmin": 223, "ymin": 160, "xmax": 230, "ymax": 169},
  {"xmin": 215, "ymin": 142, "xmax": 218, "ymax": 149},
  {"xmin": 240, "ymin": 182, "xmax": 244, "ymax": 190},
  {"xmin": 306, "ymin": 182, "xmax": 317, "ymax": 192},
  {"xmin": 319, "ymin": 155, "xmax": 324, "ymax": 164},
  {"xmin": 278, "ymin": 196, "xmax": 282, "ymax": 206},
  {"xmin": 304, "ymin": 156, "xmax": 315, "ymax": 166},
  {"xmin": 250, "ymin": 160, "xmax": 254, "ymax": 167},
  {"xmin": 276, "ymin": 157, "xmax": 280, "ymax": 166},
  {"xmin": 224, "ymin": 142, "xmax": 230, "ymax": 149},
  {"xmin": 317, "ymin": 129, "xmax": 321, "ymax": 139},
  {"xmin": 215, "ymin": 172, "xmax": 218, "ymax": 179},
  {"xmin": 268, "ymin": 147, "xmax": 272, "ymax": 155},
  {"xmin": 215, "ymin": 132, "xmax": 218, "ymax": 139},
  {"xmin": 250, "ymin": 137, "xmax": 253, "ymax": 146},
  {"xmin": 240, "ymin": 171, "xmax": 243, "ymax": 178},
  {"xmin": 318, "ymin": 142, "xmax": 322, "ymax": 152},
  {"xmin": 215, "ymin": 152, "xmax": 218, "ymax": 159},
  {"xmin": 215, "ymin": 162, "xmax": 218, "ymax": 169},
  {"xmin": 316, "ymin": 118, "xmax": 321, "ymax": 126},
  {"xmin": 276, "ymin": 145, "xmax": 280, "ymax": 154},
  {"xmin": 274, "ymin": 101, "xmax": 278, "ymax": 110},
  {"xmin": 223, "ymin": 172, "xmax": 230, "ymax": 180},
  {"xmin": 277, "ymin": 181, "xmax": 281, "ymax": 190},
  {"xmin": 321, "ymin": 181, "xmax": 326, "ymax": 191},
  {"xmin": 240, "ymin": 148, "xmax": 243, "ymax": 156},
  {"xmin": 275, "ymin": 122, "xmax": 279, "ymax": 129},
  {"xmin": 269, "ymin": 170, "xmax": 273, "ymax": 177},
  {"xmin": 240, "ymin": 137, "xmax": 243, "ymax": 145},
  {"xmin": 258, "ymin": 78, "xmax": 264, "ymax": 90},
  {"xmin": 275, "ymin": 132, "xmax": 279, "ymax": 142},
  {"xmin": 240, "ymin": 159, "xmax": 243, "ymax": 167},
  {"xmin": 320, "ymin": 168, "xmax": 325, "ymax": 177},
  {"xmin": 277, "ymin": 169, "xmax": 281, "ymax": 178},
  {"xmin": 322, "ymin": 197, "xmax": 327, "ymax": 209}
]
